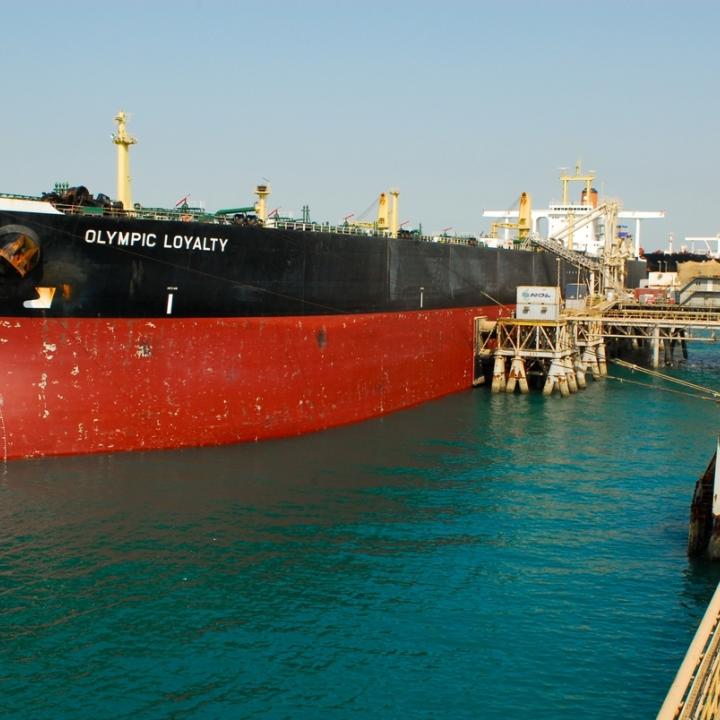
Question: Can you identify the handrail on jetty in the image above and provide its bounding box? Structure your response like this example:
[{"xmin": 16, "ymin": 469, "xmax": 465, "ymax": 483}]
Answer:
[{"xmin": 658, "ymin": 582, "xmax": 720, "ymax": 719}]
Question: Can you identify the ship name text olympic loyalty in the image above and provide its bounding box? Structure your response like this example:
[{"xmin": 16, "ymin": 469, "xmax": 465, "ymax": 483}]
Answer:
[{"xmin": 83, "ymin": 229, "xmax": 229, "ymax": 253}]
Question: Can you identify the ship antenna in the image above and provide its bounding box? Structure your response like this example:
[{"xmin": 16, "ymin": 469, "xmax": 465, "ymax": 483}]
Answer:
[{"xmin": 112, "ymin": 111, "xmax": 137, "ymax": 211}]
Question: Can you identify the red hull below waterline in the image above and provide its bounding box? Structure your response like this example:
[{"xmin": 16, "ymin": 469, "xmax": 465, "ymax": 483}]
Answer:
[{"xmin": 0, "ymin": 306, "xmax": 503, "ymax": 459}]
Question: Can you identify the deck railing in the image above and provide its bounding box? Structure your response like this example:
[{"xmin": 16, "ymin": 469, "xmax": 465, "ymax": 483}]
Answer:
[
  {"xmin": 269, "ymin": 219, "xmax": 481, "ymax": 246},
  {"xmin": 0, "ymin": 193, "xmax": 490, "ymax": 248},
  {"xmin": 658, "ymin": 582, "xmax": 720, "ymax": 719}
]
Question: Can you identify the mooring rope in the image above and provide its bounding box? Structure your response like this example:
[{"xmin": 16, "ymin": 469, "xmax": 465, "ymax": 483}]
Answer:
[
  {"xmin": 605, "ymin": 374, "xmax": 720, "ymax": 401},
  {"xmin": 610, "ymin": 359, "xmax": 720, "ymax": 400}
]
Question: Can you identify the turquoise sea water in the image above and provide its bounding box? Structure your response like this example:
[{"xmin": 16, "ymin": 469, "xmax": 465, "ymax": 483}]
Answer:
[{"xmin": 3, "ymin": 349, "xmax": 720, "ymax": 719}]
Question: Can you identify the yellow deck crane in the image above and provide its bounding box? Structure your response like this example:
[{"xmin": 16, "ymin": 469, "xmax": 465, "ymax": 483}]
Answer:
[
  {"xmin": 489, "ymin": 192, "xmax": 532, "ymax": 244},
  {"xmin": 349, "ymin": 190, "xmax": 400, "ymax": 237}
]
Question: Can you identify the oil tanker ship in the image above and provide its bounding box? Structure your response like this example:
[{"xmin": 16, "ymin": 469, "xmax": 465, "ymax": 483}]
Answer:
[{"xmin": 0, "ymin": 114, "xmax": 632, "ymax": 459}]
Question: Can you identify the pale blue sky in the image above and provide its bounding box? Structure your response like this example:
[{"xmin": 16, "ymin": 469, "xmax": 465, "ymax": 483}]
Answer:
[{"xmin": 2, "ymin": 0, "xmax": 718, "ymax": 249}]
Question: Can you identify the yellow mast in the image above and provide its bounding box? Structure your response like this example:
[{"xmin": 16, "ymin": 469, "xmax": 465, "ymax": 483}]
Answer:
[
  {"xmin": 559, "ymin": 161, "xmax": 595, "ymax": 250},
  {"xmin": 560, "ymin": 161, "xmax": 595, "ymax": 205},
  {"xmin": 389, "ymin": 189, "xmax": 399, "ymax": 238},
  {"xmin": 255, "ymin": 184, "xmax": 270, "ymax": 223},
  {"xmin": 112, "ymin": 111, "xmax": 137, "ymax": 210}
]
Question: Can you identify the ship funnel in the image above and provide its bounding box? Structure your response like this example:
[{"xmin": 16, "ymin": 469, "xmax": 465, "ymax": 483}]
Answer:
[
  {"xmin": 581, "ymin": 187, "xmax": 599, "ymax": 208},
  {"xmin": 255, "ymin": 184, "xmax": 271, "ymax": 224},
  {"xmin": 112, "ymin": 111, "xmax": 137, "ymax": 211}
]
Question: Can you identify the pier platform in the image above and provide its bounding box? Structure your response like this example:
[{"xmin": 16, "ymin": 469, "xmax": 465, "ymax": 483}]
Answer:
[{"xmin": 474, "ymin": 301, "xmax": 720, "ymax": 395}]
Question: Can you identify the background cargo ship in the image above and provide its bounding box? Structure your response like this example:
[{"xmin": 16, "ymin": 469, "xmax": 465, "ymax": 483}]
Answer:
[{"xmin": 0, "ymin": 114, "xmax": 642, "ymax": 459}]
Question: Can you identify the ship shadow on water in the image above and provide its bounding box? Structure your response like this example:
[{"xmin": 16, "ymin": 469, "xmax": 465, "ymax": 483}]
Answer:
[
  {"xmin": 0, "ymin": 391, "xmax": 509, "ymax": 580},
  {"xmin": 0, "ymin": 390, "xmax": 500, "ymax": 513}
]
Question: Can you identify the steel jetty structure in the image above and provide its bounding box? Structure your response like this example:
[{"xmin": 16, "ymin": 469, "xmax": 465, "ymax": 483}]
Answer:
[{"xmin": 0, "ymin": 112, "xmax": 601, "ymax": 460}]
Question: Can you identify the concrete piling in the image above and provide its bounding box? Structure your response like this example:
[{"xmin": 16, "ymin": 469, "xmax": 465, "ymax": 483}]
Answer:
[
  {"xmin": 583, "ymin": 346, "xmax": 601, "ymax": 379},
  {"xmin": 566, "ymin": 366, "xmax": 578, "ymax": 393},
  {"xmin": 574, "ymin": 359, "xmax": 588, "ymax": 389},
  {"xmin": 505, "ymin": 356, "xmax": 529, "ymax": 394},
  {"xmin": 491, "ymin": 356, "xmax": 506, "ymax": 393},
  {"xmin": 542, "ymin": 374, "xmax": 555, "ymax": 397},
  {"xmin": 597, "ymin": 341, "xmax": 608, "ymax": 376}
]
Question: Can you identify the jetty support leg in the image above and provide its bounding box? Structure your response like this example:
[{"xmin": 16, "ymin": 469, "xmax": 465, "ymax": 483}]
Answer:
[
  {"xmin": 506, "ymin": 357, "xmax": 528, "ymax": 394},
  {"xmin": 491, "ymin": 356, "xmax": 506, "ymax": 393},
  {"xmin": 583, "ymin": 347, "xmax": 600, "ymax": 380},
  {"xmin": 566, "ymin": 364, "xmax": 578, "ymax": 393},
  {"xmin": 505, "ymin": 360, "xmax": 517, "ymax": 394},
  {"xmin": 517, "ymin": 361, "xmax": 529, "ymax": 394},
  {"xmin": 665, "ymin": 338, "xmax": 675, "ymax": 367},
  {"xmin": 557, "ymin": 369, "xmax": 570, "ymax": 397},
  {"xmin": 544, "ymin": 360, "xmax": 569, "ymax": 398},
  {"xmin": 574, "ymin": 356, "xmax": 587, "ymax": 389},
  {"xmin": 652, "ymin": 329, "xmax": 660, "ymax": 369},
  {"xmin": 597, "ymin": 341, "xmax": 608, "ymax": 377},
  {"xmin": 542, "ymin": 373, "xmax": 555, "ymax": 396}
]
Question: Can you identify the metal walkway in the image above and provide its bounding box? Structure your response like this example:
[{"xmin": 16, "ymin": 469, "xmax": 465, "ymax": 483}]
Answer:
[
  {"xmin": 528, "ymin": 232, "xmax": 600, "ymax": 271},
  {"xmin": 571, "ymin": 303, "xmax": 720, "ymax": 365}
]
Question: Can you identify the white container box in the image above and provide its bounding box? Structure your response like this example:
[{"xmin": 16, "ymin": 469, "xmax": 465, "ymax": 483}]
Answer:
[
  {"xmin": 516, "ymin": 286, "xmax": 559, "ymax": 305},
  {"xmin": 516, "ymin": 286, "xmax": 560, "ymax": 321}
]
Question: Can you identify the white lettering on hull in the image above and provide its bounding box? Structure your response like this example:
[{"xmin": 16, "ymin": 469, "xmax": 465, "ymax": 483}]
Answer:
[{"xmin": 84, "ymin": 228, "xmax": 228, "ymax": 253}]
